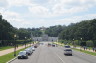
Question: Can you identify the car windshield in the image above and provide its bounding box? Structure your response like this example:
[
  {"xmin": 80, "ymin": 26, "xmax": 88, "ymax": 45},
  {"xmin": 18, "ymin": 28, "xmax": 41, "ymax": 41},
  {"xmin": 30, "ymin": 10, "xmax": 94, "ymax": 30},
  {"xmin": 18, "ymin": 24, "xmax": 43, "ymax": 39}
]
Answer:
[
  {"xmin": 19, "ymin": 52, "xmax": 26, "ymax": 55},
  {"xmin": 65, "ymin": 46, "xmax": 70, "ymax": 48}
]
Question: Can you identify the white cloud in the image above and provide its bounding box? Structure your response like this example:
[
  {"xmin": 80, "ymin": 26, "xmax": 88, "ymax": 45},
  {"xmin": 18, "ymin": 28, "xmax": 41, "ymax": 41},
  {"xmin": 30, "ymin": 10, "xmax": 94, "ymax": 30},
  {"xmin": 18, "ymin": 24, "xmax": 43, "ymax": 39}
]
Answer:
[
  {"xmin": 0, "ymin": 0, "xmax": 96, "ymax": 28},
  {"xmin": 27, "ymin": 0, "xmax": 96, "ymax": 18},
  {"xmin": 7, "ymin": 0, "xmax": 31, "ymax": 7},
  {"xmin": 53, "ymin": 14, "xmax": 96, "ymax": 26},
  {"xmin": 29, "ymin": 6, "xmax": 49, "ymax": 16},
  {"xmin": 2, "ymin": 11, "xmax": 20, "ymax": 18},
  {"xmin": 0, "ymin": 0, "xmax": 8, "ymax": 7}
]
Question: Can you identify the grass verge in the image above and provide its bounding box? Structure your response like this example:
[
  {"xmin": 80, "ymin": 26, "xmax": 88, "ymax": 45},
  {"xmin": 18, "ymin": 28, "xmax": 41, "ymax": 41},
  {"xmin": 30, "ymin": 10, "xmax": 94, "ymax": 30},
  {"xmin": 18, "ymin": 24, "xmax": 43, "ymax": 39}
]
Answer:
[
  {"xmin": 0, "ymin": 46, "xmax": 30, "ymax": 63},
  {"xmin": 0, "ymin": 46, "xmax": 13, "ymax": 51},
  {"xmin": 73, "ymin": 48, "xmax": 96, "ymax": 56}
]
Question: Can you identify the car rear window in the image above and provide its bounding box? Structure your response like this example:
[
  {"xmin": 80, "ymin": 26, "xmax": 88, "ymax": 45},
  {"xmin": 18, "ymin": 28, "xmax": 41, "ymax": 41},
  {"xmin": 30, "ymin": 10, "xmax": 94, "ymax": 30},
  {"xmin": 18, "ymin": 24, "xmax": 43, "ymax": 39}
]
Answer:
[
  {"xmin": 65, "ymin": 49, "xmax": 72, "ymax": 51},
  {"xmin": 65, "ymin": 46, "xmax": 70, "ymax": 48}
]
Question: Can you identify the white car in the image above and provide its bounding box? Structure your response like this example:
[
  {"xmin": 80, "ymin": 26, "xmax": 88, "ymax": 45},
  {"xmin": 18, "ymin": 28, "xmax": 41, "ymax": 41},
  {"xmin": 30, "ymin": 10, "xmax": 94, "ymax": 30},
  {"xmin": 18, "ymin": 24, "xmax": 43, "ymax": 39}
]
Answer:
[
  {"xmin": 32, "ymin": 47, "xmax": 35, "ymax": 51},
  {"xmin": 30, "ymin": 46, "xmax": 35, "ymax": 51},
  {"xmin": 64, "ymin": 49, "xmax": 72, "ymax": 56}
]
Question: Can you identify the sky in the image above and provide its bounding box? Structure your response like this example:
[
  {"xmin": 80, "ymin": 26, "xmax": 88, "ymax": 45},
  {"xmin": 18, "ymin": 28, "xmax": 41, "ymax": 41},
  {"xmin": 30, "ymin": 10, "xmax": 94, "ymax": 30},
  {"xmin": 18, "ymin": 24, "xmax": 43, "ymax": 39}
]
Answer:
[{"xmin": 0, "ymin": 0, "xmax": 96, "ymax": 28}]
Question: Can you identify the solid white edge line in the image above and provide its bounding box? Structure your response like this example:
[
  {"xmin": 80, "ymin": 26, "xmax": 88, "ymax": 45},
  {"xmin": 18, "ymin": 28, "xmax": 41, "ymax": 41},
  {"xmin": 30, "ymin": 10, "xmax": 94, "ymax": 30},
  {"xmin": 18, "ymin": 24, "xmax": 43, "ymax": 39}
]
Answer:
[{"xmin": 6, "ymin": 56, "xmax": 17, "ymax": 63}]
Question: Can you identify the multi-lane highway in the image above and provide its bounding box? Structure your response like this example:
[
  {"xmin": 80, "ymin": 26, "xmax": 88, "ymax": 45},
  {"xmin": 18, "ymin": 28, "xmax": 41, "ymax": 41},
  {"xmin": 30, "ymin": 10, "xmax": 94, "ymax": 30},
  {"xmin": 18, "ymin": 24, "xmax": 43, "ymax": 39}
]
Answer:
[{"xmin": 11, "ymin": 42, "xmax": 96, "ymax": 63}]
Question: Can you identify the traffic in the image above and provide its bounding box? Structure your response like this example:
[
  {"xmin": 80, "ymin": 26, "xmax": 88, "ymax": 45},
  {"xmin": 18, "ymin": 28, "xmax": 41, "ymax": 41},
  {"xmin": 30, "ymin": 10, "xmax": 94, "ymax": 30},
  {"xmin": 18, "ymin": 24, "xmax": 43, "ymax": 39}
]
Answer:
[{"xmin": 17, "ymin": 44, "xmax": 38, "ymax": 59}]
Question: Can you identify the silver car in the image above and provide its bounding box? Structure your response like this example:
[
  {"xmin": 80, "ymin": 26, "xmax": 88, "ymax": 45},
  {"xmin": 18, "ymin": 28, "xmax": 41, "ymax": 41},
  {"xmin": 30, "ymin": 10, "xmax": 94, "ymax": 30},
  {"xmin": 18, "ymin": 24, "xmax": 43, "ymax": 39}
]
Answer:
[
  {"xmin": 25, "ymin": 48, "xmax": 33, "ymax": 55},
  {"xmin": 64, "ymin": 49, "xmax": 72, "ymax": 56},
  {"xmin": 29, "ymin": 46, "xmax": 35, "ymax": 51}
]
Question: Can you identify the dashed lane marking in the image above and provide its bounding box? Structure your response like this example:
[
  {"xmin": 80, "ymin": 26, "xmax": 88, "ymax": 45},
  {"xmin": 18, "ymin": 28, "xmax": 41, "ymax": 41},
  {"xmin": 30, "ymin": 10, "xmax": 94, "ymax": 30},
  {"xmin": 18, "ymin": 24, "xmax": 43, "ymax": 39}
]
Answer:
[{"xmin": 54, "ymin": 52, "xmax": 66, "ymax": 63}]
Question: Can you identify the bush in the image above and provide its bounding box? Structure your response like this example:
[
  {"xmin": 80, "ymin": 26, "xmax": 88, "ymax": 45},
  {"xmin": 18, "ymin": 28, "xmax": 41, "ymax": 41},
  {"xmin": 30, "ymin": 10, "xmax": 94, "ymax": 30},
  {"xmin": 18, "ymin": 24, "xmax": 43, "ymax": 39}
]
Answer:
[{"xmin": 86, "ymin": 40, "xmax": 93, "ymax": 47}]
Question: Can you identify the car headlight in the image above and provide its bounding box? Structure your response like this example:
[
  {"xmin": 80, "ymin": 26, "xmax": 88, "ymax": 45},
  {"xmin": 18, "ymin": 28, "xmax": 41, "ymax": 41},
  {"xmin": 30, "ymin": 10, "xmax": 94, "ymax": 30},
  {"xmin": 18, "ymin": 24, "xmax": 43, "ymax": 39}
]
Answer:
[
  {"xmin": 18, "ymin": 55, "xmax": 20, "ymax": 56},
  {"xmin": 24, "ymin": 55, "xmax": 26, "ymax": 56}
]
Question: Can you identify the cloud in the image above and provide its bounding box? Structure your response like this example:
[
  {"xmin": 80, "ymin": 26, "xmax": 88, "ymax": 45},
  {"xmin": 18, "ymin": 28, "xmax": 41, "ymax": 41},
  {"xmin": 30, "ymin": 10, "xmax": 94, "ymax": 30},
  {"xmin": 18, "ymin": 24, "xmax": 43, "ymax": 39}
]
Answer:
[
  {"xmin": 29, "ymin": 6, "xmax": 49, "ymax": 16},
  {"xmin": 52, "ymin": 14, "xmax": 96, "ymax": 26},
  {"xmin": 0, "ymin": 0, "xmax": 96, "ymax": 28},
  {"xmin": 7, "ymin": 0, "xmax": 31, "ymax": 7},
  {"xmin": 0, "ymin": 0, "xmax": 8, "ymax": 7},
  {"xmin": 28, "ymin": 0, "xmax": 96, "ymax": 18}
]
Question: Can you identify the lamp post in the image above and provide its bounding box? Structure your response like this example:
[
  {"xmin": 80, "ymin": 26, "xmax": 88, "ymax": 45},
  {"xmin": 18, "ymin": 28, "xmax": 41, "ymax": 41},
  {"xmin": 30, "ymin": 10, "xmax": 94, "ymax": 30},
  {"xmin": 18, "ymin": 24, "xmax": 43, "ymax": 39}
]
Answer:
[
  {"xmin": 30, "ymin": 38, "xmax": 32, "ymax": 46},
  {"xmin": 73, "ymin": 39, "xmax": 74, "ymax": 48},
  {"xmin": 25, "ymin": 37, "xmax": 26, "ymax": 48},
  {"xmin": 80, "ymin": 38, "xmax": 82, "ymax": 51},
  {"xmin": 14, "ymin": 34, "xmax": 17, "ymax": 56}
]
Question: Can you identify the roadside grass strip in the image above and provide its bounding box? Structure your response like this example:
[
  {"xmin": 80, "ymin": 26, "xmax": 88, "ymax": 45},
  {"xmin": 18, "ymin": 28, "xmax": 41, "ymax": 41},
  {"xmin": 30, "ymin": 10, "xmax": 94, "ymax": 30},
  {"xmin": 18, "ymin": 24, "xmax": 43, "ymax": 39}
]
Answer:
[
  {"xmin": 73, "ymin": 48, "xmax": 96, "ymax": 56},
  {"xmin": 0, "ymin": 47, "xmax": 30, "ymax": 63},
  {"xmin": 0, "ymin": 46, "xmax": 13, "ymax": 51}
]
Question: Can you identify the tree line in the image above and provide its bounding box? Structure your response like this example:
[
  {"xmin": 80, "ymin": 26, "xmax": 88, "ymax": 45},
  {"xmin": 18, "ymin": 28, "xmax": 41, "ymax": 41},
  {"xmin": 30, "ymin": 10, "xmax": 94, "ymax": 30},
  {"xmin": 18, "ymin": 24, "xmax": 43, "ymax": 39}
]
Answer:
[
  {"xmin": 44, "ymin": 19, "xmax": 96, "ymax": 47},
  {"xmin": 0, "ymin": 15, "xmax": 42, "ymax": 46},
  {"xmin": 0, "ymin": 14, "xmax": 96, "ymax": 47}
]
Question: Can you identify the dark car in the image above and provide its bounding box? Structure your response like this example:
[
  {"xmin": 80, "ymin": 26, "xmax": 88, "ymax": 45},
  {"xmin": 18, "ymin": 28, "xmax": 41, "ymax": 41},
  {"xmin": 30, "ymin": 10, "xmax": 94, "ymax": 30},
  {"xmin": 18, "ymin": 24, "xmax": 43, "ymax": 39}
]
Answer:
[
  {"xmin": 34, "ymin": 45, "xmax": 38, "ymax": 48},
  {"xmin": 34, "ymin": 46, "xmax": 37, "ymax": 48},
  {"xmin": 64, "ymin": 45, "xmax": 71, "ymax": 49},
  {"xmin": 48, "ymin": 43, "xmax": 51, "ymax": 47},
  {"xmin": 18, "ymin": 51, "xmax": 28, "ymax": 59},
  {"xmin": 52, "ymin": 44, "xmax": 56, "ymax": 47}
]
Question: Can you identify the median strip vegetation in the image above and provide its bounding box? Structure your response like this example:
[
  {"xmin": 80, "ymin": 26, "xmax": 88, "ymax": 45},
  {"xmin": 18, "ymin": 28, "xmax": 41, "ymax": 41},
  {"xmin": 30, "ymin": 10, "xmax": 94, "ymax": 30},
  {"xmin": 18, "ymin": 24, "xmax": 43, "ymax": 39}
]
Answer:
[
  {"xmin": 73, "ymin": 48, "xmax": 96, "ymax": 56},
  {"xmin": 0, "ymin": 46, "xmax": 13, "ymax": 51},
  {"xmin": 0, "ymin": 46, "xmax": 29, "ymax": 63},
  {"xmin": 54, "ymin": 42, "xmax": 96, "ymax": 56}
]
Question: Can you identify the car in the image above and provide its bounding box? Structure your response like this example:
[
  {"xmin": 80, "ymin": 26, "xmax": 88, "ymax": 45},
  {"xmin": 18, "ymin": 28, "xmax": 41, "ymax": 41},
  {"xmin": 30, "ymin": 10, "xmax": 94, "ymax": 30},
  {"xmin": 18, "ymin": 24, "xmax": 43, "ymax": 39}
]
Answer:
[
  {"xmin": 29, "ymin": 46, "xmax": 35, "ymax": 51},
  {"xmin": 32, "ymin": 47, "xmax": 35, "ymax": 51},
  {"xmin": 64, "ymin": 45, "xmax": 71, "ymax": 49},
  {"xmin": 34, "ymin": 45, "xmax": 38, "ymax": 48},
  {"xmin": 48, "ymin": 43, "xmax": 51, "ymax": 47},
  {"xmin": 18, "ymin": 51, "xmax": 28, "ymax": 59},
  {"xmin": 52, "ymin": 44, "xmax": 56, "ymax": 47},
  {"xmin": 25, "ymin": 48, "xmax": 33, "ymax": 55},
  {"xmin": 64, "ymin": 49, "xmax": 72, "ymax": 56}
]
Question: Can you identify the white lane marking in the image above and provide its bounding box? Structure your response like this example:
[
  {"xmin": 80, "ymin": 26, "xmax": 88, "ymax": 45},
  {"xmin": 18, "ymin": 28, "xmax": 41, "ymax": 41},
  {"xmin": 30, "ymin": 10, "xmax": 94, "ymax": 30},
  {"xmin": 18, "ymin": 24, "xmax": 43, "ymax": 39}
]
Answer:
[{"xmin": 54, "ymin": 52, "xmax": 66, "ymax": 63}]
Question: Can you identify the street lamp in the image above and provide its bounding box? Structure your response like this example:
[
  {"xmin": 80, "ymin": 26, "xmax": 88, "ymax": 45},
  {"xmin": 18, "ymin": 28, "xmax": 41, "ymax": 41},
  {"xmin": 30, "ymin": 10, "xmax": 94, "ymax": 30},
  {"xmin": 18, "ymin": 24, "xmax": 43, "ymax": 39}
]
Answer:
[
  {"xmin": 73, "ymin": 39, "xmax": 74, "ymax": 48},
  {"xmin": 14, "ymin": 34, "xmax": 17, "ymax": 56},
  {"xmin": 25, "ymin": 37, "xmax": 26, "ymax": 48},
  {"xmin": 30, "ymin": 38, "xmax": 32, "ymax": 46},
  {"xmin": 80, "ymin": 38, "xmax": 82, "ymax": 51}
]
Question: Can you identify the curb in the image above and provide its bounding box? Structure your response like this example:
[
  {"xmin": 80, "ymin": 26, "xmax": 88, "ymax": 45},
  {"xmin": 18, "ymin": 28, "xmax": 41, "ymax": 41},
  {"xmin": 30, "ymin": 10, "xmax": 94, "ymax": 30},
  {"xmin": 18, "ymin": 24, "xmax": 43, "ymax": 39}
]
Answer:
[{"xmin": 6, "ymin": 56, "xmax": 17, "ymax": 63}]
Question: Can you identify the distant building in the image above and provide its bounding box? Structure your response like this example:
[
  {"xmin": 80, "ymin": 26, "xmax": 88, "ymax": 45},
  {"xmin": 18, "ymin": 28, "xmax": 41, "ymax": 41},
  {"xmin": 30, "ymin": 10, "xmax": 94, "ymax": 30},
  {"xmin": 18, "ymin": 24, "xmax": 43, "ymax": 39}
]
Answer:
[
  {"xmin": 32, "ymin": 34, "xmax": 58, "ymax": 42},
  {"xmin": 32, "ymin": 26, "xmax": 58, "ymax": 42}
]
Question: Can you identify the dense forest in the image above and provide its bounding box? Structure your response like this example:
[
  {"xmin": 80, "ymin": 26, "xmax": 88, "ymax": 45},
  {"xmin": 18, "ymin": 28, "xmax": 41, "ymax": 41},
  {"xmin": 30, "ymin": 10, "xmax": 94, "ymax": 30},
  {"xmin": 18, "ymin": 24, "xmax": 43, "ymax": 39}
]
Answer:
[
  {"xmin": 59, "ymin": 19, "xmax": 96, "ymax": 41},
  {"xmin": 0, "ymin": 15, "xmax": 15, "ymax": 40},
  {"xmin": 0, "ymin": 14, "xmax": 96, "ymax": 46},
  {"xmin": 0, "ymin": 14, "xmax": 42, "ymax": 40}
]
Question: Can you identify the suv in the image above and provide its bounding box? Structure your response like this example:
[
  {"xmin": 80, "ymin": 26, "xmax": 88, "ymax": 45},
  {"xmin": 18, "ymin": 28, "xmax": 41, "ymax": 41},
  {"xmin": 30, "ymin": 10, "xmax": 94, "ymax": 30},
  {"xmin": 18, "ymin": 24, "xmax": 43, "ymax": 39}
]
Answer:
[
  {"xmin": 64, "ymin": 49, "xmax": 72, "ymax": 56},
  {"xmin": 18, "ymin": 51, "xmax": 28, "ymax": 59}
]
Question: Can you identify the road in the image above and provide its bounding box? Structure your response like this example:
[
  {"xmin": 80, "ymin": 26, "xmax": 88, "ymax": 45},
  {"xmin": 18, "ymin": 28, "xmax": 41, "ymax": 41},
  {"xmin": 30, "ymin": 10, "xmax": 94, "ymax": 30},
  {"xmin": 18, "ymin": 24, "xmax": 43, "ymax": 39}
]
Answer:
[{"xmin": 11, "ymin": 42, "xmax": 96, "ymax": 63}]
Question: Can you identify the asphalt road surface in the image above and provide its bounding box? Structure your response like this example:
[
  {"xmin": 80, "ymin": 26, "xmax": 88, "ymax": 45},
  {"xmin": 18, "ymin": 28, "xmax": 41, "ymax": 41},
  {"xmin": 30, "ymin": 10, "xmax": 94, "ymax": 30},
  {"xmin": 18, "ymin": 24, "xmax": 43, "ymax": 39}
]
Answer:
[{"xmin": 11, "ymin": 42, "xmax": 96, "ymax": 63}]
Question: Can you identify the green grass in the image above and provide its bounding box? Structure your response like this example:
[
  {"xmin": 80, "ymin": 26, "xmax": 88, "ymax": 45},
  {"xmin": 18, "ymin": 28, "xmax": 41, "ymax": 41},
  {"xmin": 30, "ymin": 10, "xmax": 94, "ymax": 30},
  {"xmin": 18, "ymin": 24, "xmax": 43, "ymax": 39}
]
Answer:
[
  {"xmin": 0, "ymin": 46, "xmax": 13, "ymax": 51},
  {"xmin": 0, "ymin": 46, "xmax": 30, "ymax": 63},
  {"xmin": 73, "ymin": 48, "xmax": 96, "ymax": 56}
]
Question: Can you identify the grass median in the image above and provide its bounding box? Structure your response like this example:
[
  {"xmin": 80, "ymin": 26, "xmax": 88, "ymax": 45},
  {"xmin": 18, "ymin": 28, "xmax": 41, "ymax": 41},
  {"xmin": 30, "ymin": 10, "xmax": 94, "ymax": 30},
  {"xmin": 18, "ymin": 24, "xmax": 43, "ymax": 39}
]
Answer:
[
  {"xmin": 73, "ymin": 48, "xmax": 96, "ymax": 56},
  {"xmin": 0, "ymin": 46, "xmax": 13, "ymax": 51},
  {"xmin": 0, "ymin": 46, "xmax": 30, "ymax": 63}
]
